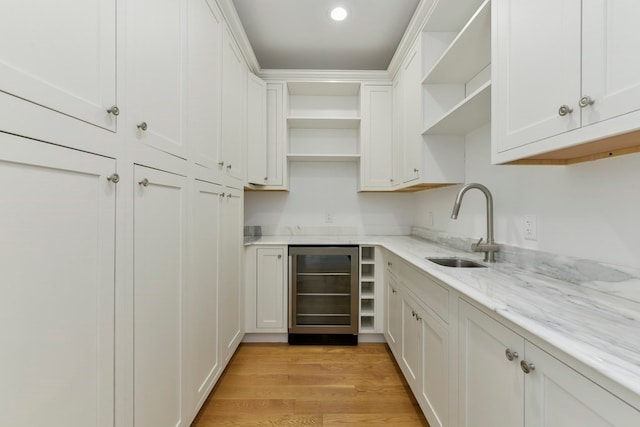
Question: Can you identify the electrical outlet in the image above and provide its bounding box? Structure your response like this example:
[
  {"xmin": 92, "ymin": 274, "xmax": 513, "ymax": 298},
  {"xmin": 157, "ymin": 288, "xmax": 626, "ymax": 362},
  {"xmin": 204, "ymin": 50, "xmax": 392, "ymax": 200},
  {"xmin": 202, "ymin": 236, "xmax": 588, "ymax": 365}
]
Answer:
[
  {"xmin": 426, "ymin": 211, "xmax": 434, "ymax": 227},
  {"xmin": 524, "ymin": 214, "xmax": 537, "ymax": 240},
  {"xmin": 325, "ymin": 213, "xmax": 333, "ymax": 223}
]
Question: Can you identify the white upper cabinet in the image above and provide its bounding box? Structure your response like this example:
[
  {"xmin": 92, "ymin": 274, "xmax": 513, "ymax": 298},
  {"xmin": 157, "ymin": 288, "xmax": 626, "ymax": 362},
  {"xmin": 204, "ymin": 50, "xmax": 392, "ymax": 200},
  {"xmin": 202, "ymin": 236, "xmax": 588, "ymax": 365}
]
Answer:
[
  {"xmin": 0, "ymin": 0, "xmax": 118, "ymax": 151},
  {"xmin": 400, "ymin": 42, "xmax": 423, "ymax": 184},
  {"xmin": 220, "ymin": 27, "xmax": 247, "ymax": 181},
  {"xmin": 493, "ymin": 0, "xmax": 640, "ymax": 164},
  {"xmin": 126, "ymin": 0, "xmax": 187, "ymax": 160},
  {"xmin": 246, "ymin": 73, "xmax": 268, "ymax": 185},
  {"xmin": 360, "ymin": 84, "xmax": 394, "ymax": 190},
  {"xmin": 187, "ymin": 0, "xmax": 223, "ymax": 170}
]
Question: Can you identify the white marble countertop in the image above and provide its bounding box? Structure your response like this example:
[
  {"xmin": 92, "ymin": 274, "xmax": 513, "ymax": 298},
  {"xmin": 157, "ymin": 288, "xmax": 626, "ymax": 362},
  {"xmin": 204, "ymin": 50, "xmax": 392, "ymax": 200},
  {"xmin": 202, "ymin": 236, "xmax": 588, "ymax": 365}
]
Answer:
[{"xmin": 248, "ymin": 234, "xmax": 640, "ymax": 406}]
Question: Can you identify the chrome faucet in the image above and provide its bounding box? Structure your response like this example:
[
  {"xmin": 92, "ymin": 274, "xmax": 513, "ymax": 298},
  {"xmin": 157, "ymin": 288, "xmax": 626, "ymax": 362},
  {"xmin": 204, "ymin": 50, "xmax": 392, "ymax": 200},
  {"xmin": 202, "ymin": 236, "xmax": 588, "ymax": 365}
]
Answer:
[{"xmin": 451, "ymin": 183, "xmax": 499, "ymax": 262}]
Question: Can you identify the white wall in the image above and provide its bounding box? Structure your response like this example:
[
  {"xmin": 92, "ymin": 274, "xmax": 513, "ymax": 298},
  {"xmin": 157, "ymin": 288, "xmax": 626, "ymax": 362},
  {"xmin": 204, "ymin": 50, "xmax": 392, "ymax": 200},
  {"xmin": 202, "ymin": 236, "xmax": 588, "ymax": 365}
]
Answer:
[
  {"xmin": 245, "ymin": 161, "xmax": 414, "ymax": 235},
  {"xmin": 413, "ymin": 124, "xmax": 640, "ymax": 269}
]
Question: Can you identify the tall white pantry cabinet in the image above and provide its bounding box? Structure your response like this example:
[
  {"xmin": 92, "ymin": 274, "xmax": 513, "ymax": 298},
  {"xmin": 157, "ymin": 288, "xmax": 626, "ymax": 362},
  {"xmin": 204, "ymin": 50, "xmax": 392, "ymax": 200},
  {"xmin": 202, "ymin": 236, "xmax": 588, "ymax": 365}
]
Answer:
[{"xmin": 0, "ymin": 0, "xmax": 248, "ymax": 426}]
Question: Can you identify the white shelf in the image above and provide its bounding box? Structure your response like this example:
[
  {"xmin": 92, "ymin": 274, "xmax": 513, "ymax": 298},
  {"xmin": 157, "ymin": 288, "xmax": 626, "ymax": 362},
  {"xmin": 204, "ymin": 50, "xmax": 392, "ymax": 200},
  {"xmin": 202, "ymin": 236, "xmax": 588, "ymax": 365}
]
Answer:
[
  {"xmin": 287, "ymin": 117, "xmax": 361, "ymax": 129},
  {"xmin": 422, "ymin": 81, "xmax": 491, "ymax": 135},
  {"xmin": 287, "ymin": 154, "xmax": 360, "ymax": 162},
  {"xmin": 422, "ymin": 0, "xmax": 491, "ymax": 84}
]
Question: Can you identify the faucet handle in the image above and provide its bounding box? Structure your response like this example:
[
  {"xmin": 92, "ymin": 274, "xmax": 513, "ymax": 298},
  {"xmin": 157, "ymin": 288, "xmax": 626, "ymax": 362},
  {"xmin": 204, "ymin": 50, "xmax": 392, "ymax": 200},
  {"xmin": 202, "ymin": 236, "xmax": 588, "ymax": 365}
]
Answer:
[
  {"xmin": 475, "ymin": 237, "xmax": 483, "ymax": 245},
  {"xmin": 471, "ymin": 237, "xmax": 484, "ymax": 252}
]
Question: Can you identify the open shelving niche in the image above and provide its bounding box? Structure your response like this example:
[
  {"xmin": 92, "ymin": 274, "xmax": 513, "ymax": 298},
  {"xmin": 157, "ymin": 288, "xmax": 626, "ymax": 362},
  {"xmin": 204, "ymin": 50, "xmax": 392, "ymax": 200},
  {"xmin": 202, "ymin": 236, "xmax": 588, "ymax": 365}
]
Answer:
[
  {"xmin": 358, "ymin": 245, "xmax": 384, "ymax": 340},
  {"xmin": 421, "ymin": 0, "xmax": 491, "ymax": 137},
  {"xmin": 286, "ymin": 81, "xmax": 361, "ymax": 162}
]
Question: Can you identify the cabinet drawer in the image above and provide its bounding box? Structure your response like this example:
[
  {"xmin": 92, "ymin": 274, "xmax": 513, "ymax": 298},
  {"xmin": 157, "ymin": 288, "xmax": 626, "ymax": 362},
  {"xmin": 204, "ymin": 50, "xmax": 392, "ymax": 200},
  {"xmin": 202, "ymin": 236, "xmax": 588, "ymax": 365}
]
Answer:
[{"xmin": 400, "ymin": 264, "xmax": 449, "ymax": 323}]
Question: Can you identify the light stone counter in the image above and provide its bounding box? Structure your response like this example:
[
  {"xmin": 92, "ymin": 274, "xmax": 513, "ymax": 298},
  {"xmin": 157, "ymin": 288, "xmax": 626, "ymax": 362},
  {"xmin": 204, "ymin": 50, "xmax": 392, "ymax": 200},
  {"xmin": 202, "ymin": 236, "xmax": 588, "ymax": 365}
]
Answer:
[{"xmin": 248, "ymin": 234, "xmax": 640, "ymax": 406}]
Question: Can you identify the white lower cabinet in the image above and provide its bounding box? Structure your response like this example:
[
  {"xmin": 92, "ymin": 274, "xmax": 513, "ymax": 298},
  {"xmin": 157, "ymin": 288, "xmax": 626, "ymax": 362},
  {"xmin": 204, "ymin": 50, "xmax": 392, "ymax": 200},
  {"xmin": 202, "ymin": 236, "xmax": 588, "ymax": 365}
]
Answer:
[
  {"xmin": 133, "ymin": 165, "xmax": 187, "ymax": 427},
  {"xmin": 245, "ymin": 246, "xmax": 287, "ymax": 332},
  {"xmin": 218, "ymin": 187, "xmax": 244, "ymax": 363},
  {"xmin": 0, "ymin": 134, "xmax": 116, "ymax": 427},
  {"xmin": 386, "ymin": 253, "xmax": 450, "ymax": 427},
  {"xmin": 185, "ymin": 179, "xmax": 223, "ymax": 419},
  {"xmin": 459, "ymin": 299, "xmax": 640, "ymax": 427}
]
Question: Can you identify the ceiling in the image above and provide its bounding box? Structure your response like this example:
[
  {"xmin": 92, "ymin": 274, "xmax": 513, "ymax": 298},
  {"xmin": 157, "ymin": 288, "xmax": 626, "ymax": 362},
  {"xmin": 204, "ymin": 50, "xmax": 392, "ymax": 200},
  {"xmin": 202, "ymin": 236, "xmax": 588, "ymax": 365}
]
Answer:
[{"xmin": 231, "ymin": 0, "xmax": 420, "ymax": 71}]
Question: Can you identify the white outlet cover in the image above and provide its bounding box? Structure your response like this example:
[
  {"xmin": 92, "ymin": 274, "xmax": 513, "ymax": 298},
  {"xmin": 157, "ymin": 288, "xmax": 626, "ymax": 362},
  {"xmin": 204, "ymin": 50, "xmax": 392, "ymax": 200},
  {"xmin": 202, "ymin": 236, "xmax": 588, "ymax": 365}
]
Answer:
[{"xmin": 524, "ymin": 214, "xmax": 537, "ymax": 241}]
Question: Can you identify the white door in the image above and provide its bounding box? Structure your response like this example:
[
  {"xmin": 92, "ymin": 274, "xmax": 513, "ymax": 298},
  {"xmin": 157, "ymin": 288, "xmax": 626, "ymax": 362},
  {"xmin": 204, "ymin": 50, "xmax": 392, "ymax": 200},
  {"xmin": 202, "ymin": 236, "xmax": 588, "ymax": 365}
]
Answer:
[
  {"xmin": 187, "ymin": 0, "xmax": 222, "ymax": 169},
  {"xmin": 401, "ymin": 298, "xmax": 422, "ymax": 392},
  {"xmin": 265, "ymin": 83, "xmax": 285, "ymax": 186},
  {"xmin": 0, "ymin": 0, "xmax": 117, "ymax": 132},
  {"xmin": 420, "ymin": 309, "xmax": 449, "ymax": 427},
  {"xmin": 134, "ymin": 165, "xmax": 187, "ymax": 427},
  {"xmin": 361, "ymin": 84, "xmax": 394, "ymax": 189},
  {"xmin": 493, "ymin": 0, "xmax": 581, "ymax": 152},
  {"xmin": 458, "ymin": 300, "xmax": 524, "ymax": 427},
  {"xmin": 524, "ymin": 341, "xmax": 640, "ymax": 426},
  {"xmin": 185, "ymin": 179, "xmax": 222, "ymax": 417},
  {"xmin": 385, "ymin": 274, "xmax": 402, "ymax": 355},
  {"xmin": 392, "ymin": 77, "xmax": 404, "ymax": 186},
  {"xmin": 220, "ymin": 28, "xmax": 246, "ymax": 181},
  {"xmin": 127, "ymin": 0, "xmax": 186, "ymax": 159},
  {"xmin": 256, "ymin": 248, "xmax": 286, "ymax": 329},
  {"xmin": 581, "ymin": 0, "xmax": 640, "ymax": 127},
  {"xmin": 218, "ymin": 188, "xmax": 243, "ymax": 363},
  {"xmin": 401, "ymin": 43, "xmax": 422, "ymax": 183},
  {"xmin": 247, "ymin": 73, "xmax": 267, "ymax": 185},
  {"xmin": 0, "ymin": 134, "xmax": 116, "ymax": 427}
]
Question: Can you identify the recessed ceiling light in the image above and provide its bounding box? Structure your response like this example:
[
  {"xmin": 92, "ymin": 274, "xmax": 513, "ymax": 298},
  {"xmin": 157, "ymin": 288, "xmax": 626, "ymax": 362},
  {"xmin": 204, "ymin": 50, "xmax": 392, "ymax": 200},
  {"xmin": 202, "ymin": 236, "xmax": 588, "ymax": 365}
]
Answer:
[{"xmin": 330, "ymin": 6, "xmax": 348, "ymax": 21}]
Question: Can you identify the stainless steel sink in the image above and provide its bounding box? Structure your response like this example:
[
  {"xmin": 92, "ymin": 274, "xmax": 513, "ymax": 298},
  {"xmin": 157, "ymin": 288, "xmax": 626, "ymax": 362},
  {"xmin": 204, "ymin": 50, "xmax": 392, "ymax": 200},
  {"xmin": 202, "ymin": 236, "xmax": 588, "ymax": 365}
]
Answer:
[{"xmin": 426, "ymin": 257, "xmax": 486, "ymax": 268}]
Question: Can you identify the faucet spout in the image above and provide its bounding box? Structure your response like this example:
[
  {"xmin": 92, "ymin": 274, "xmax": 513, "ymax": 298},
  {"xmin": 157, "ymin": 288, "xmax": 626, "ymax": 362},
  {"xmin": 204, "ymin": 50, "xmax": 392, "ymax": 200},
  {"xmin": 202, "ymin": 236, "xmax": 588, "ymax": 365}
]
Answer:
[{"xmin": 450, "ymin": 183, "xmax": 499, "ymax": 262}]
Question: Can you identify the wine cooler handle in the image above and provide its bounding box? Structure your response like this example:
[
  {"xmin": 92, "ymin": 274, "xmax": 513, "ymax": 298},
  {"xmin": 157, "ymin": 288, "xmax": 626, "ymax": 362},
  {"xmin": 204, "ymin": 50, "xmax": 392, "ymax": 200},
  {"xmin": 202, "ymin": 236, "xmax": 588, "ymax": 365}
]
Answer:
[{"xmin": 288, "ymin": 255, "xmax": 293, "ymax": 329}]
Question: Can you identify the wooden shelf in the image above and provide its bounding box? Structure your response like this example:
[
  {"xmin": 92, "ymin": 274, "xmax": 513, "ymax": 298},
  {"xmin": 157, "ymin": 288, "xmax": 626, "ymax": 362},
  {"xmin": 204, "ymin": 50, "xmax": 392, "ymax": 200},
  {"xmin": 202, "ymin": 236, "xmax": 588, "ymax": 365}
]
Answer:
[
  {"xmin": 287, "ymin": 154, "xmax": 360, "ymax": 162},
  {"xmin": 422, "ymin": 0, "xmax": 491, "ymax": 84},
  {"xmin": 422, "ymin": 81, "xmax": 491, "ymax": 135},
  {"xmin": 287, "ymin": 117, "xmax": 360, "ymax": 129}
]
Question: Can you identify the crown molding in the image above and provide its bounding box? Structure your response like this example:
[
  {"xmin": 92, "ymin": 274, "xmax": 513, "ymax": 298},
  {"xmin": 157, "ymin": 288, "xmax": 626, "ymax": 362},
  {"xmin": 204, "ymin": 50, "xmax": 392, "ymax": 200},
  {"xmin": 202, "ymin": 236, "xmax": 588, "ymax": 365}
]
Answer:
[
  {"xmin": 216, "ymin": 0, "xmax": 261, "ymax": 73},
  {"xmin": 257, "ymin": 69, "xmax": 391, "ymax": 82},
  {"xmin": 387, "ymin": 0, "xmax": 438, "ymax": 79}
]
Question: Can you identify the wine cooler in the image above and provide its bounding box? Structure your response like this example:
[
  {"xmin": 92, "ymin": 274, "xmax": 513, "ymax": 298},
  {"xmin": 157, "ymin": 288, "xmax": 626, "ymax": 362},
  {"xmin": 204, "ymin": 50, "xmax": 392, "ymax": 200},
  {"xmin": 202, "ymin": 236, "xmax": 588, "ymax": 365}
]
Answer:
[{"xmin": 288, "ymin": 246, "xmax": 359, "ymax": 342}]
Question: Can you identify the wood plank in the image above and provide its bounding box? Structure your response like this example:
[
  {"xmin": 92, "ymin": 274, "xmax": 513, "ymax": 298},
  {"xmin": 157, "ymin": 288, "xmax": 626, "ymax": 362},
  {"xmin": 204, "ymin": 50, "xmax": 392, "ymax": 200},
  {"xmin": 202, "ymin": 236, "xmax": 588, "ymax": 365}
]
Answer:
[{"xmin": 191, "ymin": 343, "xmax": 429, "ymax": 427}]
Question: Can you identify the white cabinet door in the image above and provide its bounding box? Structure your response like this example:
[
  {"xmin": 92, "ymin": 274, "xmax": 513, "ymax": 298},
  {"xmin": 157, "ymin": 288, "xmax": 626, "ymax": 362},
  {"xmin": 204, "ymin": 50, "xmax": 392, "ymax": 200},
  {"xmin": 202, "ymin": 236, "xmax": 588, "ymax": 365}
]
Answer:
[
  {"xmin": 0, "ymin": 134, "xmax": 116, "ymax": 427},
  {"xmin": 187, "ymin": 0, "xmax": 222, "ymax": 169},
  {"xmin": 247, "ymin": 73, "xmax": 267, "ymax": 185},
  {"xmin": 219, "ymin": 188, "xmax": 243, "ymax": 363},
  {"xmin": 265, "ymin": 82, "xmax": 285, "ymax": 187},
  {"xmin": 524, "ymin": 341, "xmax": 640, "ymax": 427},
  {"xmin": 459, "ymin": 300, "xmax": 524, "ymax": 427},
  {"xmin": 134, "ymin": 166, "xmax": 187, "ymax": 427},
  {"xmin": 0, "ymin": 0, "xmax": 117, "ymax": 132},
  {"xmin": 419, "ymin": 308, "xmax": 449, "ymax": 427},
  {"xmin": 255, "ymin": 248, "xmax": 286, "ymax": 330},
  {"xmin": 220, "ymin": 28, "xmax": 246, "ymax": 181},
  {"xmin": 385, "ymin": 273, "xmax": 402, "ymax": 355},
  {"xmin": 185, "ymin": 179, "xmax": 222, "ymax": 419},
  {"xmin": 493, "ymin": 0, "xmax": 581, "ymax": 152},
  {"xmin": 127, "ymin": 0, "xmax": 186, "ymax": 159},
  {"xmin": 401, "ymin": 298, "xmax": 422, "ymax": 391},
  {"xmin": 392, "ymin": 77, "xmax": 404, "ymax": 186},
  {"xmin": 361, "ymin": 84, "xmax": 394, "ymax": 189},
  {"xmin": 582, "ymin": 0, "xmax": 640, "ymax": 127},
  {"xmin": 401, "ymin": 43, "xmax": 422, "ymax": 183}
]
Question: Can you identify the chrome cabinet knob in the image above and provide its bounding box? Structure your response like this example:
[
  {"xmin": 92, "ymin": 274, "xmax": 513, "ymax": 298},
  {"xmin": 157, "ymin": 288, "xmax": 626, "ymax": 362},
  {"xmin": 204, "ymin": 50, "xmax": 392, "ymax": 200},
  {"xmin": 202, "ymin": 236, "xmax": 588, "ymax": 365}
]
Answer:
[
  {"xmin": 264, "ymin": 177, "xmax": 268, "ymax": 181},
  {"xmin": 138, "ymin": 178, "xmax": 149, "ymax": 187},
  {"xmin": 107, "ymin": 173, "xmax": 120, "ymax": 183},
  {"xmin": 106, "ymin": 105, "xmax": 120, "ymax": 116},
  {"xmin": 415, "ymin": 314, "xmax": 422, "ymax": 321},
  {"xmin": 579, "ymin": 96, "xmax": 595, "ymax": 108},
  {"xmin": 392, "ymin": 288, "xmax": 397, "ymax": 294},
  {"xmin": 226, "ymin": 164, "xmax": 232, "ymax": 169},
  {"xmin": 520, "ymin": 360, "xmax": 535, "ymax": 374},
  {"xmin": 558, "ymin": 105, "xmax": 573, "ymax": 116},
  {"xmin": 219, "ymin": 192, "xmax": 226, "ymax": 198},
  {"xmin": 505, "ymin": 348, "xmax": 519, "ymax": 361},
  {"xmin": 137, "ymin": 122, "xmax": 148, "ymax": 131},
  {"xmin": 387, "ymin": 261, "xmax": 392, "ymax": 267},
  {"xmin": 414, "ymin": 168, "xmax": 419, "ymax": 173}
]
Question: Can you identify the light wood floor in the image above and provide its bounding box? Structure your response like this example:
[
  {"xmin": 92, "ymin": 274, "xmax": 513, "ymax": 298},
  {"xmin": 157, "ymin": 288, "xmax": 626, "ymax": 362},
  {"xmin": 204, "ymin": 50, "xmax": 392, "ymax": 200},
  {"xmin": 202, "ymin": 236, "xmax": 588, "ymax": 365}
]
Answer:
[{"xmin": 191, "ymin": 343, "xmax": 429, "ymax": 426}]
